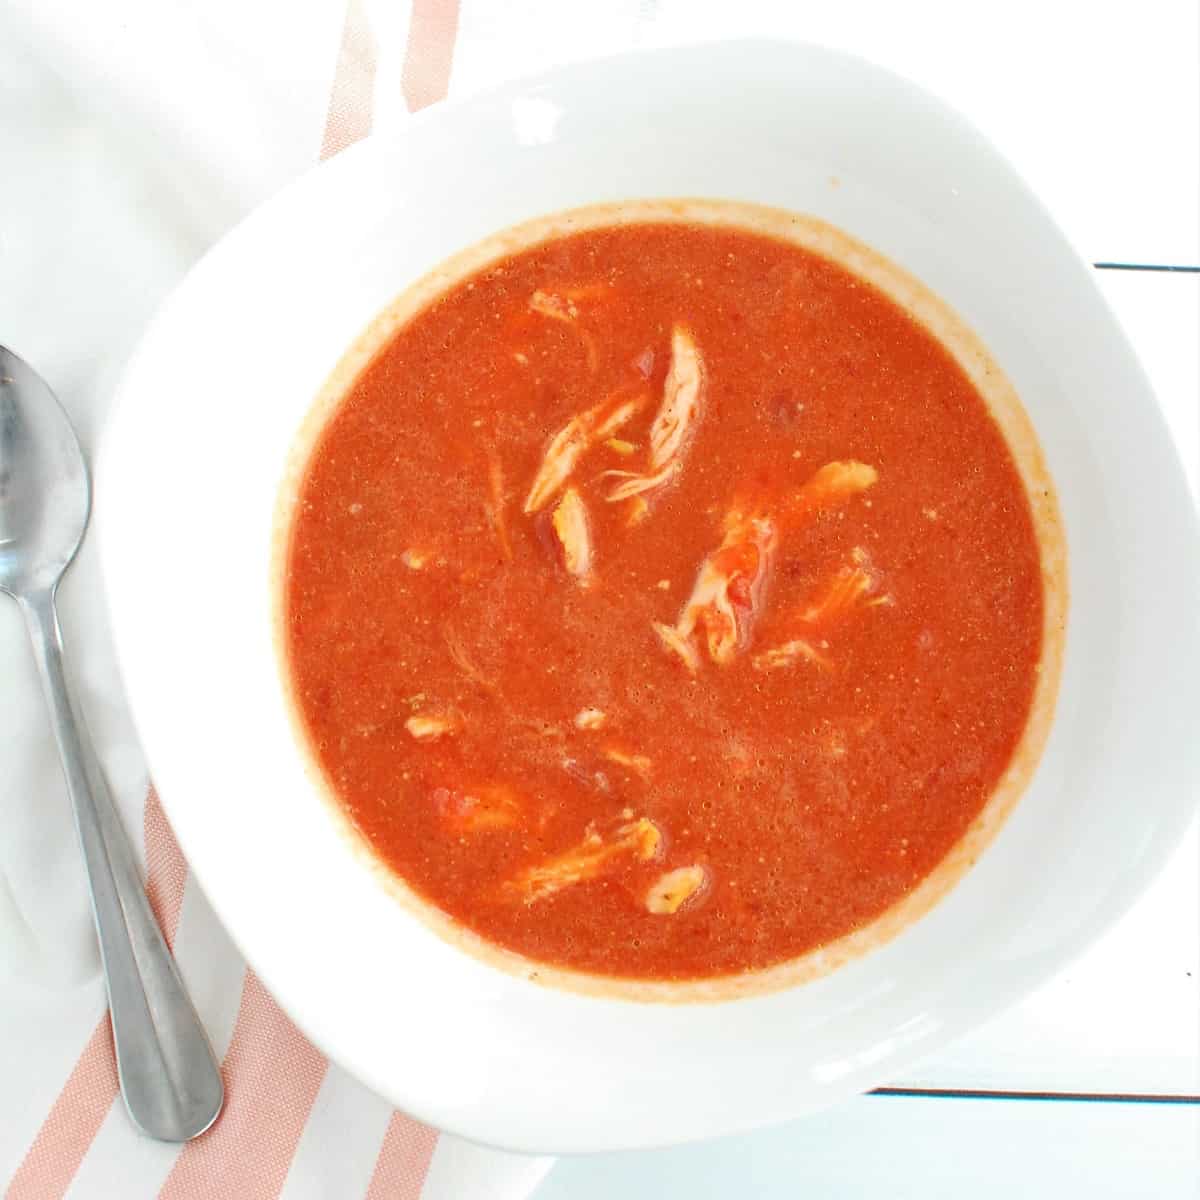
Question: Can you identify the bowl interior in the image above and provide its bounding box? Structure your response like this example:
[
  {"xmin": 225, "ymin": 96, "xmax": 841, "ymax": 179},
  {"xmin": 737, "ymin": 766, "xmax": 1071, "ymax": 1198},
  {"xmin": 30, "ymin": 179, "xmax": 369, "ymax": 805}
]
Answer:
[{"xmin": 97, "ymin": 41, "xmax": 1200, "ymax": 1153}]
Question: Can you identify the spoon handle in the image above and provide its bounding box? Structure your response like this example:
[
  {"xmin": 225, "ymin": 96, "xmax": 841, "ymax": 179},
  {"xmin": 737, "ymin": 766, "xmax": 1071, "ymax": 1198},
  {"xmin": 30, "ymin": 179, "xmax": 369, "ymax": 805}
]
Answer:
[{"xmin": 19, "ymin": 587, "xmax": 224, "ymax": 1142}]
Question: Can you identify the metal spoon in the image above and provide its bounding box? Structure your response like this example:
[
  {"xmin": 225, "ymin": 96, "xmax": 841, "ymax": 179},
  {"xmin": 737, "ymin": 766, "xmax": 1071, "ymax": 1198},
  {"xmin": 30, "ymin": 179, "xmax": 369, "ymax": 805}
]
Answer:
[{"xmin": 0, "ymin": 346, "xmax": 223, "ymax": 1141}]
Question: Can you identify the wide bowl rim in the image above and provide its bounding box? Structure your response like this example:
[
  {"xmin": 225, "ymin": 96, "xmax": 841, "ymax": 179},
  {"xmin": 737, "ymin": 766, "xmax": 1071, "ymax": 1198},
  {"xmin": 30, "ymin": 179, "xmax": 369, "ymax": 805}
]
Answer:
[{"xmin": 97, "ymin": 38, "xmax": 1200, "ymax": 1153}]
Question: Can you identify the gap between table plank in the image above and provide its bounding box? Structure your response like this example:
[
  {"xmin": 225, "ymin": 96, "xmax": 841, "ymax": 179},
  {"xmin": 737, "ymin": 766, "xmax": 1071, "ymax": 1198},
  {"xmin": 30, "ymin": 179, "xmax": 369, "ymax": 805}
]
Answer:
[
  {"xmin": 872, "ymin": 1086, "xmax": 1199, "ymax": 1106},
  {"xmin": 1094, "ymin": 263, "xmax": 1200, "ymax": 273}
]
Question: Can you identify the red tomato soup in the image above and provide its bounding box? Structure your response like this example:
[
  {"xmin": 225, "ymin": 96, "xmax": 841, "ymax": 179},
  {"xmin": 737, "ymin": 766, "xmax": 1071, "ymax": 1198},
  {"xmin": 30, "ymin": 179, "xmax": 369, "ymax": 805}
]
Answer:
[{"xmin": 283, "ymin": 212, "xmax": 1051, "ymax": 982}]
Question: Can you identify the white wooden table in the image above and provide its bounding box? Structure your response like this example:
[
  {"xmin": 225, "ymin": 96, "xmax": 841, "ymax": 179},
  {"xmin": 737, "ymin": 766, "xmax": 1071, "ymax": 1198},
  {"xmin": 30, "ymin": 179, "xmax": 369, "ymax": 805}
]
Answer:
[{"xmin": 536, "ymin": 4, "xmax": 1200, "ymax": 1196}]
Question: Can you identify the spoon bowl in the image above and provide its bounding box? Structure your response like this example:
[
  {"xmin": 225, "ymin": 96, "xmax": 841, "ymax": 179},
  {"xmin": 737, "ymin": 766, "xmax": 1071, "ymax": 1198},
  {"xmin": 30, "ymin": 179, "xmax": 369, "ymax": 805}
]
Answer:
[{"xmin": 0, "ymin": 346, "xmax": 89, "ymax": 596}]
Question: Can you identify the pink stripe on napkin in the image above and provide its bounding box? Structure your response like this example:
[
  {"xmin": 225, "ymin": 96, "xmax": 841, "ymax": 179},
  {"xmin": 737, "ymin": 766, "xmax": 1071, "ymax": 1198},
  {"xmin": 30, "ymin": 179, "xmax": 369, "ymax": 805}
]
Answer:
[
  {"xmin": 5, "ymin": 1023, "xmax": 118, "ymax": 1200},
  {"xmin": 402, "ymin": 0, "xmax": 461, "ymax": 113},
  {"xmin": 143, "ymin": 789, "xmax": 189, "ymax": 939},
  {"xmin": 365, "ymin": 1113, "xmax": 440, "ymax": 1200},
  {"xmin": 6, "ymin": 791, "xmax": 189, "ymax": 1200},
  {"xmin": 156, "ymin": 974, "xmax": 328, "ymax": 1199},
  {"xmin": 321, "ymin": 0, "xmax": 377, "ymax": 159}
]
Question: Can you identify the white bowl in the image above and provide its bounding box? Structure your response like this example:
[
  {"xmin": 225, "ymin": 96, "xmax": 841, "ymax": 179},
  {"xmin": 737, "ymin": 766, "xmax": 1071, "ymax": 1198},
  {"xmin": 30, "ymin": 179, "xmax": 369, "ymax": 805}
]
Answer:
[{"xmin": 98, "ymin": 41, "xmax": 1200, "ymax": 1153}]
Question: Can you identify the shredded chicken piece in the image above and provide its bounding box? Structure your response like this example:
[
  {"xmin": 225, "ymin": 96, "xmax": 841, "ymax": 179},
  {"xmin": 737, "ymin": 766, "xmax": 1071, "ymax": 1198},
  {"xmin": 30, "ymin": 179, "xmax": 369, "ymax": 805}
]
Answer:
[
  {"xmin": 778, "ymin": 460, "xmax": 879, "ymax": 527},
  {"xmin": 560, "ymin": 282, "xmax": 614, "ymax": 303},
  {"xmin": 653, "ymin": 620, "xmax": 701, "ymax": 673},
  {"xmin": 530, "ymin": 284, "xmax": 614, "ymax": 315},
  {"xmin": 405, "ymin": 714, "xmax": 459, "ymax": 741},
  {"xmin": 524, "ymin": 390, "xmax": 646, "ymax": 513},
  {"xmin": 529, "ymin": 289, "xmax": 605, "ymax": 372},
  {"xmin": 626, "ymin": 496, "xmax": 650, "ymax": 526},
  {"xmin": 562, "ymin": 756, "xmax": 611, "ymax": 792},
  {"xmin": 752, "ymin": 638, "xmax": 831, "ymax": 672},
  {"xmin": 649, "ymin": 326, "xmax": 706, "ymax": 472},
  {"xmin": 605, "ymin": 437, "xmax": 636, "ymax": 457},
  {"xmin": 757, "ymin": 548, "xmax": 884, "ymax": 671},
  {"xmin": 434, "ymin": 783, "xmax": 522, "ymax": 834},
  {"xmin": 401, "ymin": 549, "xmax": 431, "ymax": 570},
  {"xmin": 665, "ymin": 513, "xmax": 778, "ymax": 666},
  {"xmin": 602, "ymin": 747, "xmax": 652, "ymax": 777},
  {"xmin": 603, "ymin": 326, "xmax": 705, "ymax": 504},
  {"xmin": 651, "ymin": 460, "xmax": 877, "ymax": 671},
  {"xmin": 484, "ymin": 453, "xmax": 512, "ymax": 561},
  {"xmin": 529, "ymin": 290, "xmax": 577, "ymax": 322},
  {"xmin": 801, "ymin": 556, "xmax": 877, "ymax": 627},
  {"xmin": 574, "ymin": 708, "xmax": 606, "ymax": 731},
  {"xmin": 645, "ymin": 865, "xmax": 708, "ymax": 914},
  {"xmin": 550, "ymin": 487, "xmax": 593, "ymax": 582},
  {"xmin": 515, "ymin": 716, "xmax": 565, "ymax": 741},
  {"xmin": 504, "ymin": 818, "xmax": 662, "ymax": 904},
  {"xmin": 605, "ymin": 459, "xmax": 680, "ymax": 503}
]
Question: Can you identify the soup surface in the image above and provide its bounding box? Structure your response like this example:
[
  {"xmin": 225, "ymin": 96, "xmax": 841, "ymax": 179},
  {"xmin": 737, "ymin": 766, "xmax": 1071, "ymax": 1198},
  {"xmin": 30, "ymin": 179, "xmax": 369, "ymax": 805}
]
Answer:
[{"xmin": 283, "ymin": 211, "xmax": 1048, "ymax": 981}]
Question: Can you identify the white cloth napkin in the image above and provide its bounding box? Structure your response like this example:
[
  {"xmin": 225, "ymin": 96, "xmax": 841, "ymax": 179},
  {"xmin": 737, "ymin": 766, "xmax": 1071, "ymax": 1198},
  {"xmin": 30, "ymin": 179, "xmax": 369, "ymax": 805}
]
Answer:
[{"xmin": 0, "ymin": 1, "xmax": 574, "ymax": 1195}]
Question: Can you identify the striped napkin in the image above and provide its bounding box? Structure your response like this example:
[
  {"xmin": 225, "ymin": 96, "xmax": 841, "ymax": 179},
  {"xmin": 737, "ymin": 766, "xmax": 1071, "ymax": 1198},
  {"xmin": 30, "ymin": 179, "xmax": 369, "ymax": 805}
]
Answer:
[{"xmin": 1, "ymin": 0, "xmax": 603, "ymax": 1195}]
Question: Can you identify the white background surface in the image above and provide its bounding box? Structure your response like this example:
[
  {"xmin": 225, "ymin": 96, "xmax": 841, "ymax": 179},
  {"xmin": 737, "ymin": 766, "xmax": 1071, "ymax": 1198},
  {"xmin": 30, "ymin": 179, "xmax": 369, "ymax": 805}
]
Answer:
[{"xmin": 1, "ymin": 0, "xmax": 1197, "ymax": 1195}]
